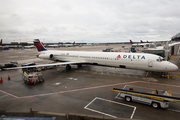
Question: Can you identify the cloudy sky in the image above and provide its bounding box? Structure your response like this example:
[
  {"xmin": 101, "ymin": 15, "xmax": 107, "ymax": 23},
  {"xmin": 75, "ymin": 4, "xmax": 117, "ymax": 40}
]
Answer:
[{"xmin": 0, "ymin": 0, "xmax": 180, "ymax": 43}]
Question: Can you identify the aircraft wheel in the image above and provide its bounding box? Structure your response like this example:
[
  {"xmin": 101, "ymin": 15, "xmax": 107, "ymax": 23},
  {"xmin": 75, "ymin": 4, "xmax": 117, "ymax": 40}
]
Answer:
[
  {"xmin": 66, "ymin": 65, "xmax": 71, "ymax": 70},
  {"xmin": 25, "ymin": 81, "xmax": 29, "ymax": 84},
  {"xmin": 41, "ymin": 79, "xmax": 44, "ymax": 83},
  {"xmin": 78, "ymin": 64, "xmax": 82, "ymax": 68}
]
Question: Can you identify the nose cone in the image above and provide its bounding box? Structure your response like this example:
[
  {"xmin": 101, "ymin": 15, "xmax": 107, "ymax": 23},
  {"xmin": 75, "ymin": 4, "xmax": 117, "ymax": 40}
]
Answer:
[{"xmin": 167, "ymin": 62, "xmax": 178, "ymax": 71}]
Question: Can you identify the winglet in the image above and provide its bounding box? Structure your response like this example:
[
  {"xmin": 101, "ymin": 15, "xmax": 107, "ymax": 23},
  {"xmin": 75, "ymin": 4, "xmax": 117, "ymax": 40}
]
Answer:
[{"xmin": 34, "ymin": 39, "xmax": 47, "ymax": 52}]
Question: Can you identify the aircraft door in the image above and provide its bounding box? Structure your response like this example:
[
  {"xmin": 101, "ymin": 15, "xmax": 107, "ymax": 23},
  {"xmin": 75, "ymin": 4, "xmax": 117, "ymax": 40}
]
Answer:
[{"xmin": 148, "ymin": 60, "xmax": 153, "ymax": 67}]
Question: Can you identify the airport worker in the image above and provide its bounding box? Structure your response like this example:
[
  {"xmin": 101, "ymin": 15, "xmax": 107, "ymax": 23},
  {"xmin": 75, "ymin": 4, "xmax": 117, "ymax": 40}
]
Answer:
[{"xmin": 24, "ymin": 71, "xmax": 27, "ymax": 74}]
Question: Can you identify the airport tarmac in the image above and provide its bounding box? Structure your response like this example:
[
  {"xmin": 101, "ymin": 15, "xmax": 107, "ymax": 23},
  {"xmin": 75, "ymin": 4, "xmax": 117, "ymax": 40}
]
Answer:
[{"xmin": 0, "ymin": 44, "xmax": 180, "ymax": 120}]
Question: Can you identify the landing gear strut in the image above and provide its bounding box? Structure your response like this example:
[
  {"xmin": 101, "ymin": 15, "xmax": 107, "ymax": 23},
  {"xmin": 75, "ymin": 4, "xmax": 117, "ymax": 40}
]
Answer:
[
  {"xmin": 146, "ymin": 72, "xmax": 149, "ymax": 77},
  {"xmin": 77, "ymin": 64, "xmax": 82, "ymax": 68},
  {"xmin": 66, "ymin": 64, "xmax": 71, "ymax": 70}
]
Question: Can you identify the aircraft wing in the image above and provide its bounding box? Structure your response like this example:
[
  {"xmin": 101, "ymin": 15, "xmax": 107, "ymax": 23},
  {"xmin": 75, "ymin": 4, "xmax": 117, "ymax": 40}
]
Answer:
[{"xmin": 4, "ymin": 61, "xmax": 85, "ymax": 70}]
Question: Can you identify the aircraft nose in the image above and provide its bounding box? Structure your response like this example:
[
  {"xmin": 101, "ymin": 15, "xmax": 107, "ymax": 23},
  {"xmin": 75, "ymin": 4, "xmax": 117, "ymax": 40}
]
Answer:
[
  {"xmin": 173, "ymin": 64, "xmax": 178, "ymax": 71},
  {"xmin": 167, "ymin": 63, "xmax": 178, "ymax": 71}
]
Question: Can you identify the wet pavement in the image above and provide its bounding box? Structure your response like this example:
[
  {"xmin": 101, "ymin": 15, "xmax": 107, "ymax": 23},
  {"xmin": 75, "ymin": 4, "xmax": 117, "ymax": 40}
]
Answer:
[{"xmin": 0, "ymin": 44, "xmax": 180, "ymax": 120}]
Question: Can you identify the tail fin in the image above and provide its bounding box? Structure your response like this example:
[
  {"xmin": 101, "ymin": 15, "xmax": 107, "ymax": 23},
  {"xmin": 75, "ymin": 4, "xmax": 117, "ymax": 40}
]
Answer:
[
  {"xmin": 34, "ymin": 39, "xmax": 47, "ymax": 52},
  {"xmin": 147, "ymin": 41, "xmax": 149, "ymax": 43},
  {"xmin": 0, "ymin": 39, "xmax": 2, "ymax": 46},
  {"xmin": 130, "ymin": 40, "xmax": 133, "ymax": 44},
  {"xmin": 140, "ymin": 40, "xmax": 143, "ymax": 43}
]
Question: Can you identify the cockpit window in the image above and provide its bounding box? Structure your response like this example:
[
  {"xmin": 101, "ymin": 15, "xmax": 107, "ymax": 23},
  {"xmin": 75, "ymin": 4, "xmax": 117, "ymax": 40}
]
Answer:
[
  {"xmin": 156, "ymin": 57, "xmax": 165, "ymax": 62},
  {"xmin": 161, "ymin": 58, "xmax": 165, "ymax": 61}
]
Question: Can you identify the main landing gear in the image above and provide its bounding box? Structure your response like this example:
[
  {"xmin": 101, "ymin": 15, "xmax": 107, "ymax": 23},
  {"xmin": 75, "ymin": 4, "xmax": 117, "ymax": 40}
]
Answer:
[
  {"xmin": 77, "ymin": 64, "xmax": 82, "ymax": 68},
  {"xmin": 66, "ymin": 64, "xmax": 71, "ymax": 70},
  {"xmin": 65, "ymin": 64, "xmax": 83, "ymax": 70}
]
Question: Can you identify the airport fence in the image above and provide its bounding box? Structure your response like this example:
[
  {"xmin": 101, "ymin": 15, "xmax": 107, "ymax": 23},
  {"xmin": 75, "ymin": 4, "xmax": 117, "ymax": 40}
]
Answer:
[{"xmin": 0, "ymin": 110, "xmax": 131, "ymax": 120}]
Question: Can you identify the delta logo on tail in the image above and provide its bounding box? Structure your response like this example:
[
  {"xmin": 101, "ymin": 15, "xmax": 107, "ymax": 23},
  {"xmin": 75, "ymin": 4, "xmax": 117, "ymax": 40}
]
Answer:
[
  {"xmin": 34, "ymin": 39, "xmax": 47, "ymax": 52},
  {"xmin": 0, "ymin": 39, "xmax": 2, "ymax": 46},
  {"xmin": 141, "ymin": 40, "xmax": 149, "ymax": 43},
  {"xmin": 130, "ymin": 40, "xmax": 149, "ymax": 44},
  {"xmin": 130, "ymin": 40, "xmax": 133, "ymax": 44}
]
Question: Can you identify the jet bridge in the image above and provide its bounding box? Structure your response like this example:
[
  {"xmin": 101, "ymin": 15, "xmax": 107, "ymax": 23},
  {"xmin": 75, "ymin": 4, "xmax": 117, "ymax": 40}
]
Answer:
[{"xmin": 144, "ymin": 49, "xmax": 165, "ymax": 58}]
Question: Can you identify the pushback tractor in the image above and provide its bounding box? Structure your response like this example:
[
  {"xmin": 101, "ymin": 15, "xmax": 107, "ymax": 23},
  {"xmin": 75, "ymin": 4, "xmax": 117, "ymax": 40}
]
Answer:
[{"xmin": 111, "ymin": 88, "xmax": 180, "ymax": 108}]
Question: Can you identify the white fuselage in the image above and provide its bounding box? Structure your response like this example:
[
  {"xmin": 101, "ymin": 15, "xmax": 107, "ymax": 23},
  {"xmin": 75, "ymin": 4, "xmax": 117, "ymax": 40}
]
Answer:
[{"xmin": 37, "ymin": 50, "xmax": 178, "ymax": 72}]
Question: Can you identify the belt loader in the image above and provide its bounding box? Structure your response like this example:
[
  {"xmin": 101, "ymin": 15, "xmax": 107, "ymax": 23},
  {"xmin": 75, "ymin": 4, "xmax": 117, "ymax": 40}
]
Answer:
[{"xmin": 111, "ymin": 88, "xmax": 180, "ymax": 108}]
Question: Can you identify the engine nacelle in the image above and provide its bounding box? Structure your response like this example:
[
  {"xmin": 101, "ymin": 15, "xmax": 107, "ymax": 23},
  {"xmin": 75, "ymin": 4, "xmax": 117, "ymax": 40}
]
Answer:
[
  {"xmin": 50, "ymin": 54, "xmax": 53, "ymax": 59},
  {"xmin": 37, "ymin": 54, "xmax": 54, "ymax": 59}
]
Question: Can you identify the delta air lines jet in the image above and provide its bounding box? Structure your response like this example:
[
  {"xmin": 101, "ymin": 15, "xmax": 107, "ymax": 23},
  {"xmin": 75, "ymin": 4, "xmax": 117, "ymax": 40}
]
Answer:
[{"xmin": 7, "ymin": 39, "xmax": 178, "ymax": 73}]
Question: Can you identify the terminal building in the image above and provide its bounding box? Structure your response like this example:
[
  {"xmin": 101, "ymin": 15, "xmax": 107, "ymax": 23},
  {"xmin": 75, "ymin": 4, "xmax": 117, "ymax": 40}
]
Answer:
[{"xmin": 171, "ymin": 33, "xmax": 180, "ymax": 42}]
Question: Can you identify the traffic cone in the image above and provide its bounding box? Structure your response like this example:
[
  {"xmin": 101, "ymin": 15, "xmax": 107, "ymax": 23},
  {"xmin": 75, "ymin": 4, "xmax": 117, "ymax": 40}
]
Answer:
[
  {"xmin": 8, "ymin": 75, "xmax": 10, "ymax": 80},
  {"xmin": 0, "ymin": 77, "xmax": 3, "ymax": 83}
]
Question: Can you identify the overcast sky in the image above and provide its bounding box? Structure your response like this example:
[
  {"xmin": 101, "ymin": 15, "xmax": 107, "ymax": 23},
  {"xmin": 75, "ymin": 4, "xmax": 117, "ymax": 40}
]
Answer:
[{"xmin": 0, "ymin": 0, "xmax": 180, "ymax": 43}]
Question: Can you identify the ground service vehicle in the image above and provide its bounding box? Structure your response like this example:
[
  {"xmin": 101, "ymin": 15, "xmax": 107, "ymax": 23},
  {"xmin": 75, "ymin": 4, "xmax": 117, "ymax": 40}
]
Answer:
[
  {"xmin": 21, "ymin": 62, "xmax": 36, "ymax": 73},
  {"xmin": 23, "ymin": 72, "xmax": 44, "ymax": 84},
  {"xmin": 0, "ymin": 61, "xmax": 18, "ymax": 71},
  {"xmin": 129, "ymin": 47, "xmax": 136, "ymax": 52},
  {"xmin": 111, "ymin": 88, "xmax": 180, "ymax": 108}
]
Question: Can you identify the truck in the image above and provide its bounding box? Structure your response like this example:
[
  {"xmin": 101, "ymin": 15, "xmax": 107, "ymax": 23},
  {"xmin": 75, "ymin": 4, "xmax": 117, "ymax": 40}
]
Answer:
[
  {"xmin": 0, "ymin": 61, "xmax": 18, "ymax": 71},
  {"xmin": 111, "ymin": 88, "xmax": 180, "ymax": 108},
  {"xmin": 129, "ymin": 47, "xmax": 136, "ymax": 52},
  {"xmin": 21, "ymin": 62, "xmax": 36, "ymax": 73},
  {"xmin": 21, "ymin": 62, "xmax": 57, "ymax": 73},
  {"xmin": 23, "ymin": 72, "xmax": 44, "ymax": 84}
]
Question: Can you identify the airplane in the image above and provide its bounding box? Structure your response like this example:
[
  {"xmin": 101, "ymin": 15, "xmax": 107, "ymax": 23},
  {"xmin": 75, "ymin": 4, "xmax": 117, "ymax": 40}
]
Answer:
[
  {"xmin": 24, "ymin": 45, "xmax": 35, "ymax": 49},
  {"xmin": 0, "ymin": 39, "xmax": 2, "ymax": 46},
  {"xmin": 130, "ymin": 40, "xmax": 151, "ymax": 47},
  {"xmin": 0, "ymin": 39, "xmax": 10, "ymax": 50},
  {"xmin": 6, "ymin": 39, "xmax": 178, "ymax": 74},
  {"xmin": 140, "ymin": 40, "xmax": 149, "ymax": 43}
]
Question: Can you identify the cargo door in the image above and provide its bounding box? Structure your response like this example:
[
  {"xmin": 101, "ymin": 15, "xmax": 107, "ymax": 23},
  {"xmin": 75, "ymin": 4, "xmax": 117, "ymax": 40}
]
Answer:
[{"xmin": 148, "ymin": 60, "xmax": 153, "ymax": 67}]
